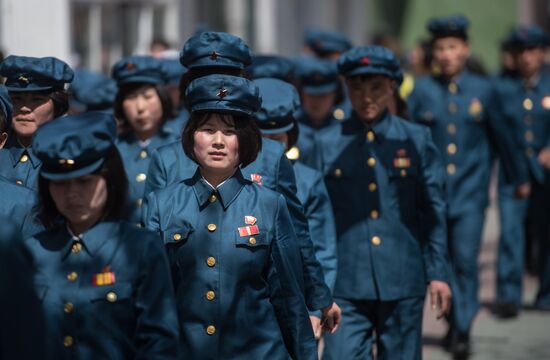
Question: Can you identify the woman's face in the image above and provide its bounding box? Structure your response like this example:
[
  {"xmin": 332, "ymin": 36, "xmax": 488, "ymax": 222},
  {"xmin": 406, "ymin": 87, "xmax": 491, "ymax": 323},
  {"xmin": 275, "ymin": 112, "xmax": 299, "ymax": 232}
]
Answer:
[
  {"xmin": 193, "ymin": 114, "xmax": 240, "ymax": 175},
  {"xmin": 10, "ymin": 92, "xmax": 55, "ymax": 140},
  {"xmin": 49, "ymin": 174, "xmax": 108, "ymax": 229},
  {"xmin": 346, "ymin": 75, "xmax": 394, "ymax": 124},
  {"xmin": 122, "ymin": 85, "xmax": 163, "ymax": 138},
  {"xmin": 301, "ymin": 91, "xmax": 337, "ymax": 125}
]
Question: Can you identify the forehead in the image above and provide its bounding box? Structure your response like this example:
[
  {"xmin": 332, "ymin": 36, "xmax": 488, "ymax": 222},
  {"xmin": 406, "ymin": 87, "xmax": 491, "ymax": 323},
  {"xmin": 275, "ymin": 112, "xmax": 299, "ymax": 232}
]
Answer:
[
  {"xmin": 199, "ymin": 113, "xmax": 236, "ymax": 127},
  {"xmin": 347, "ymin": 74, "xmax": 391, "ymax": 86},
  {"xmin": 432, "ymin": 37, "xmax": 468, "ymax": 48},
  {"xmin": 123, "ymin": 83, "xmax": 156, "ymax": 96}
]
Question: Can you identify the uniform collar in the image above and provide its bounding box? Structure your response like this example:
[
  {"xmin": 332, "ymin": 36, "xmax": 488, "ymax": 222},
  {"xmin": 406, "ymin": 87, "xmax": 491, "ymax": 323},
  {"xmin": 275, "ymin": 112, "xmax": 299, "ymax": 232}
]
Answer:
[
  {"xmin": 61, "ymin": 220, "xmax": 118, "ymax": 259},
  {"xmin": 8, "ymin": 145, "xmax": 40, "ymax": 168},
  {"xmin": 349, "ymin": 109, "xmax": 391, "ymax": 143},
  {"xmin": 435, "ymin": 70, "xmax": 469, "ymax": 93},
  {"xmin": 523, "ymin": 72, "xmax": 541, "ymax": 90},
  {"xmin": 120, "ymin": 128, "xmax": 176, "ymax": 160},
  {"xmin": 191, "ymin": 168, "xmax": 246, "ymax": 210}
]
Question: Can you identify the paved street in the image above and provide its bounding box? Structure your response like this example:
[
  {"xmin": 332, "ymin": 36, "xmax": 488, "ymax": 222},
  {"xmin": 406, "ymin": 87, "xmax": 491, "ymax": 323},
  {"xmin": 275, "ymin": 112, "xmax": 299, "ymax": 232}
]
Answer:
[{"xmin": 422, "ymin": 202, "xmax": 550, "ymax": 360}]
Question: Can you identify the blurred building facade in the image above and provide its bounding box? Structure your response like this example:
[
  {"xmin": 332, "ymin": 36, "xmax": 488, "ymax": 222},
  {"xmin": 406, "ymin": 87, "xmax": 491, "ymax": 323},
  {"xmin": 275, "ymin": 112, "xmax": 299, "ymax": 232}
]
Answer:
[{"xmin": 0, "ymin": 0, "xmax": 549, "ymax": 73}]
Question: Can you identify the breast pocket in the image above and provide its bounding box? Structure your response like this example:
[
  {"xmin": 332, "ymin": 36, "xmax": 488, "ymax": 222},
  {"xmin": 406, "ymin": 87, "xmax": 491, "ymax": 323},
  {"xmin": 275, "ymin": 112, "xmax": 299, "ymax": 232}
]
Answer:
[
  {"xmin": 162, "ymin": 222, "xmax": 194, "ymax": 255},
  {"xmin": 234, "ymin": 231, "xmax": 271, "ymax": 273},
  {"xmin": 90, "ymin": 282, "xmax": 133, "ymax": 305}
]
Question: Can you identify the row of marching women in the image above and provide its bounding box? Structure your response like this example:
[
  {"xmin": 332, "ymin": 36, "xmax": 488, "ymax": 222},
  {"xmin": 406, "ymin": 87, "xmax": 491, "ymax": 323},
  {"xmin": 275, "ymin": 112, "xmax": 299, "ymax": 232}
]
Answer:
[{"xmin": 0, "ymin": 12, "xmax": 549, "ymax": 360}]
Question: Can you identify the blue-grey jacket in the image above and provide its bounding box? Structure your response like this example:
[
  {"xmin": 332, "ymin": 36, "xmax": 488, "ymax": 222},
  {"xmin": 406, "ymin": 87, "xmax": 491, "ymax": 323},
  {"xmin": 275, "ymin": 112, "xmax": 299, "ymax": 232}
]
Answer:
[
  {"xmin": 25, "ymin": 221, "xmax": 180, "ymax": 359},
  {"xmin": 317, "ymin": 111, "xmax": 450, "ymax": 300},
  {"xmin": 142, "ymin": 169, "xmax": 317, "ymax": 360}
]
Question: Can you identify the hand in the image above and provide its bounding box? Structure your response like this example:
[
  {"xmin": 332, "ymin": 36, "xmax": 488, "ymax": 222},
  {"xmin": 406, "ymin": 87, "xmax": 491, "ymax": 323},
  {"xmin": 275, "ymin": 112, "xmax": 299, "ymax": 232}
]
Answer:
[
  {"xmin": 538, "ymin": 148, "xmax": 550, "ymax": 169},
  {"xmin": 429, "ymin": 280, "xmax": 452, "ymax": 320},
  {"xmin": 310, "ymin": 316, "xmax": 322, "ymax": 340},
  {"xmin": 514, "ymin": 182, "xmax": 531, "ymax": 199},
  {"xmin": 320, "ymin": 302, "xmax": 342, "ymax": 334}
]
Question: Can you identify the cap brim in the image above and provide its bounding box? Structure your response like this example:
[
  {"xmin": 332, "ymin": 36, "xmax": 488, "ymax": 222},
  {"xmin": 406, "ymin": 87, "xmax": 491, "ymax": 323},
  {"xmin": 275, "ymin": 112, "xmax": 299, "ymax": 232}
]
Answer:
[
  {"xmin": 117, "ymin": 76, "xmax": 165, "ymax": 86},
  {"xmin": 192, "ymin": 101, "xmax": 254, "ymax": 116},
  {"xmin": 258, "ymin": 121, "xmax": 295, "ymax": 135},
  {"xmin": 186, "ymin": 58, "xmax": 246, "ymax": 70},
  {"xmin": 302, "ymin": 82, "xmax": 339, "ymax": 95},
  {"xmin": 6, "ymin": 85, "xmax": 56, "ymax": 92},
  {"xmin": 40, "ymin": 158, "xmax": 105, "ymax": 181}
]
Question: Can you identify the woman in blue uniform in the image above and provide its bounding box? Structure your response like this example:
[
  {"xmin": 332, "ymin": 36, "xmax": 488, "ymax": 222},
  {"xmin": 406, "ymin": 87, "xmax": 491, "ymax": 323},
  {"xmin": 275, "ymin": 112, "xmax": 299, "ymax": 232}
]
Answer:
[
  {"xmin": 293, "ymin": 58, "xmax": 347, "ymax": 168},
  {"xmin": 0, "ymin": 55, "xmax": 73, "ymax": 189},
  {"xmin": 112, "ymin": 55, "xmax": 178, "ymax": 222},
  {"xmin": 252, "ymin": 77, "xmax": 338, "ymax": 341},
  {"xmin": 142, "ymin": 74, "xmax": 316, "ymax": 360},
  {"xmin": 26, "ymin": 111, "xmax": 180, "ymax": 359}
]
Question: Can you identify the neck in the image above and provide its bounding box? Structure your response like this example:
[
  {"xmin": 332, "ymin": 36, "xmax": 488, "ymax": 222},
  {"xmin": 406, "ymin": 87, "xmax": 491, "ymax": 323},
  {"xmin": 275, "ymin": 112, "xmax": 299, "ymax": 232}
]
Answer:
[
  {"xmin": 17, "ymin": 135, "xmax": 32, "ymax": 148},
  {"xmin": 200, "ymin": 167, "xmax": 237, "ymax": 188},
  {"xmin": 135, "ymin": 126, "xmax": 159, "ymax": 142},
  {"xmin": 523, "ymin": 71, "xmax": 539, "ymax": 85},
  {"xmin": 68, "ymin": 217, "xmax": 99, "ymax": 236},
  {"xmin": 443, "ymin": 69, "xmax": 463, "ymax": 82}
]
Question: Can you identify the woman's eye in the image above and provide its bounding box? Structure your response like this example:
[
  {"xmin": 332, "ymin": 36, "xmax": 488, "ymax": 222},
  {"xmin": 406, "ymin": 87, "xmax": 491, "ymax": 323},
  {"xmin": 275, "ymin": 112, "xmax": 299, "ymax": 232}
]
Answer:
[{"xmin": 224, "ymin": 129, "xmax": 236, "ymax": 135}]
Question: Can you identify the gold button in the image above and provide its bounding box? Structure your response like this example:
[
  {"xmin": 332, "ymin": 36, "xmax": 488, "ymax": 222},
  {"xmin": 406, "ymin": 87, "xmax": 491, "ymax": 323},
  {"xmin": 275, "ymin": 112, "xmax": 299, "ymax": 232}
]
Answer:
[
  {"xmin": 447, "ymin": 123, "xmax": 457, "ymax": 134},
  {"xmin": 371, "ymin": 236, "xmax": 381, "ymax": 246},
  {"xmin": 447, "ymin": 143, "xmax": 457, "ymax": 155},
  {"xmin": 106, "ymin": 291, "xmax": 117, "ymax": 302},
  {"xmin": 248, "ymin": 237, "xmax": 257, "ymax": 245},
  {"xmin": 333, "ymin": 108, "xmax": 345, "ymax": 120},
  {"xmin": 63, "ymin": 336, "xmax": 74, "ymax": 347},
  {"xmin": 20, "ymin": 154, "xmax": 29, "ymax": 163},
  {"xmin": 209, "ymin": 194, "xmax": 217, "ymax": 203},
  {"xmin": 15, "ymin": 180, "xmax": 23, "ymax": 185},
  {"xmin": 448, "ymin": 82, "xmax": 458, "ymax": 93},
  {"xmin": 525, "ymin": 131, "xmax": 534, "ymax": 142},
  {"xmin": 447, "ymin": 163, "xmax": 456, "ymax": 175},
  {"xmin": 206, "ymin": 325, "xmax": 216, "ymax": 335},
  {"xmin": 448, "ymin": 102, "xmax": 458, "ymax": 113},
  {"xmin": 524, "ymin": 116, "xmax": 532, "ymax": 125},
  {"xmin": 370, "ymin": 210, "xmax": 379, "ymax": 219},
  {"xmin": 523, "ymin": 98, "xmax": 533, "ymax": 110},
  {"xmin": 67, "ymin": 272, "xmax": 78, "ymax": 282},
  {"xmin": 334, "ymin": 168, "xmax": 342, "ymax": 177},
  {"xmin": 173, "ymin": 233, "xmax": 182, "ymax": 241},
  {"xmin": 206, "ymin": 291, "xmax": 216, "ymax": 301},
  {"xmin": 367, "ymin": 157, "xmax": 376, "ymax": 167},
  {"xmin": 207, "ymin": 224, "xmax": 217, "ymax": 232},
  {"xmin": 400, "ymin": 169, "xmax": 407, "ymax": 177},
  {"xmin": 71, "ymin": 243, "xmax": 82, "ymax": 253},
  {"xmin": 64, "ymin": 302, "xmax": 74, "ymax": 314},
  {"xmin": 136, "ymin": 173, "xmax": 147, "ymax": 182},
  {"xmin": 206, "ymin": 257, "xmax": 216, "ymax": 267},
  {"xmin": 366, "ymin": 131, "xmax": 375, "ymax": 142},
  {"xmin": 526, "ymin": 148, "xmax": 534, "ymax": 157},
  {"xmin": 139, "ymin": 150, "xmax": 148, "ymax": 159},
  {"xmin": 368, "ymin": 183, "xmax": 377, "ymax": 192}
]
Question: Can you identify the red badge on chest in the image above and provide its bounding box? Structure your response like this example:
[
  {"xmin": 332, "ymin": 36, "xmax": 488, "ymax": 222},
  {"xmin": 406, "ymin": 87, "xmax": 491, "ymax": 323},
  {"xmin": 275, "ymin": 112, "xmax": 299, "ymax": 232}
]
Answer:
[
  {"xmin": 92, "ymin": 266, "xmax": 116, "ymax": 286},
  {"xmin": 393, "ymin": 149, "xmax": 411, "ymax": 168}
]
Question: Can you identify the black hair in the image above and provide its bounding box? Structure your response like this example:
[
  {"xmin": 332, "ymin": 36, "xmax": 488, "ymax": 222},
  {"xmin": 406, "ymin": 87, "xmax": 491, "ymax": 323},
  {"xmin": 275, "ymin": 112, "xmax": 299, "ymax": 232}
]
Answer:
[
  {"xmin": 36, "ymin": 146, "xmax": 128, "ymax": 227},
  {"xmin": 182, "ymin": 112, "xmax": 262, "ymax": 168}
]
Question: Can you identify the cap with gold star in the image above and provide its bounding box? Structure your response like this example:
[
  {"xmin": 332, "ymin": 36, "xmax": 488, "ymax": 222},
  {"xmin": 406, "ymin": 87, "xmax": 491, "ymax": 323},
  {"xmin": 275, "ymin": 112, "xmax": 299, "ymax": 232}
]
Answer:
[
  {"xmin": 185, "ymin": 74, "xmax": 261, "ymax": 116},
  {"xmin": 0, "ymin": 55, "xmax": 74, "ymax": 92},
  {"xmin": 33, "ymin": 112, "xmax": 117, "ymax": 180}
]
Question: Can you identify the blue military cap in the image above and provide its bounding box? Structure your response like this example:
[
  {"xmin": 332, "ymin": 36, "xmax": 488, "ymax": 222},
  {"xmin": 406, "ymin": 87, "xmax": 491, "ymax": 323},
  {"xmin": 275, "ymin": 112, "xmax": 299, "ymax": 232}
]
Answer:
[
  {"xmin": 295, "ymin": 57, "xmax": 339, "ymax": 94},
  {"xmin": 247, "ymin": 55, "xmax": 295, "ymax": 82},
  {"xmin": 338, "ymin": 46, "xmax": 403, "ymax": 84},
  {"xmin": 185, "ymin": 74, "xmax": 261, "ymax": 116},
  {"xmin": 0, "ymin": 55, "xmax": 74, "ymax": 92},
  {"xmin": 33, "ymin": 111, "xmax": 117, "ymax": 180},
  {"xmin": 503, "ymin": 25, "xmax": 550, "ymax": 49},
  {"xmin": 427, "ymin": 14, "xmax": 469, "ymax": 40},
  {"xmin": 70, "ymin": 69, "xmax": 117, "ymax": 111},
  {"xmin": 111, "ymin": 55, "xmax": 168, "ymax": 86},
  {"xmin": 0, "ymin": 85, "xmax": 13, "ymax": 125},
  {"xmin": 253, "ymin": 78, "xmax": 300, "ymax": 134},
  {"xmin": 180, "ymin": 32, "xmax": 253, "ymax": 70},
  {"xmin": 161, "ymin": 59, "xmax": 188, "ymax": 85},
  {"xmin": 304, "ymin": 29, "xmax": 353, "ymax": 56}
]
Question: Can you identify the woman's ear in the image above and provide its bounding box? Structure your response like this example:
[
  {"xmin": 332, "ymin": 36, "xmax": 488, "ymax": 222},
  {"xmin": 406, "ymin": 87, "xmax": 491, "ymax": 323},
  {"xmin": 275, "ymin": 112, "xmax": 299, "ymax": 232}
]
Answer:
[{"xmin": 0, "ymin": 132, "xmax": 7, "ymax": 149}]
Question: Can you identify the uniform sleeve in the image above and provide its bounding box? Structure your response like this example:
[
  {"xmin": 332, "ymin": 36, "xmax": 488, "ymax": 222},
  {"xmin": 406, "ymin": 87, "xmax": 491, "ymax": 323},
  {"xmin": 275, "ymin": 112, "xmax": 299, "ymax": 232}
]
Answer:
[
  {"xmin": 141, "ymin": 192, "xmax": 161, "ymax": 232},
  {"xmin": 486, "ymin": 87, "xmax": 530, "ymax": 185},
  {"xmin": 276, "ymin": 154, "xmax": 333, "ymax": 310},
  {"xmin": 144, "ymin": 149, "xmax": 169, "ymax": 195},
  {"xmin": 0, "ymin": 222, "xmax": 47, "ymax": 360},
  {"xmin": 134, "ymin": 231, "xmax": 180, "ymax": 359},
  {"xmin": 268, "ymin": 195, "xmax": 317, "ymax": 360},
  {"xmin": 303, "ymin": 172, "xmax": 337, "ymax": 292},
  {"xmin": 418, "ymin": 128, "xmax": 451, "ymax": 283}
]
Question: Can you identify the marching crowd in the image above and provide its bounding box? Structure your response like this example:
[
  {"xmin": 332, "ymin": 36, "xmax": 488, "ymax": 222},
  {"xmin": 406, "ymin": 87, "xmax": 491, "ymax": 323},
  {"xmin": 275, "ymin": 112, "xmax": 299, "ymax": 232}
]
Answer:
[{"xmin": 0, "ymin": 12, "xmax": 549, "ymax": 360}]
